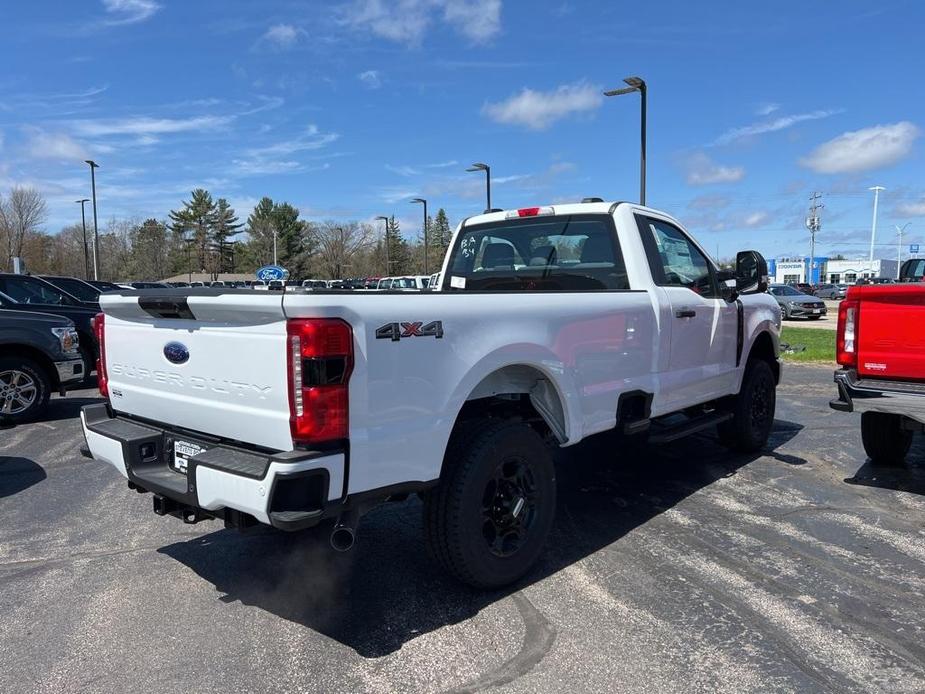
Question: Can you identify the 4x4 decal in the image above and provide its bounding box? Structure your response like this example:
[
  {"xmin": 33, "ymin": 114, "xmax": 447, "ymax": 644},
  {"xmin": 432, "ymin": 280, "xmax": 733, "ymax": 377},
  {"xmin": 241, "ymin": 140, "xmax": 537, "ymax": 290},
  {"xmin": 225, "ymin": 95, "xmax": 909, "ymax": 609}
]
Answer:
[{"xmin": 376, "ymin": 321, "xmax": 444, "ymax": 342}]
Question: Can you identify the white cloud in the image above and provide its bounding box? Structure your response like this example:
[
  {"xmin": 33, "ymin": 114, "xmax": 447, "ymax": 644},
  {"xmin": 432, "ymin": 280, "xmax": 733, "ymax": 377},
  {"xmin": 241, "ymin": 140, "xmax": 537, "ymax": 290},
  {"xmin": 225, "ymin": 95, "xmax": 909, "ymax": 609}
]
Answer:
[
  {"xmin": 442, "ymin": 0, "xmax": 501, "ymax": 42},
  {"xmin": 22, "ymin": 128, "xmax": 88, "ymax": 160},
  {"xmin": 743, "ymin": 211, "xmax": 770, "ymax": 227},
  {"xmin": 245, "ymin": 124, "xmax": 339, "ymax": 157},
  {"xmin": 683, "ymin": 152, "xmax": 745, "ymax": 186},
  {"xmin": 713, "ymin": 109, "xmax": 840, "ymax": 146},
  {"xmin": 261, "ymin": 23, "xmax": 302, "ymax": 49},
  {"xmin": 482, "ymin": 81, "xmax": 602, "ymax": 130},
  {"xmin": 755, "ymin": 102, "xmax": 780, "ymax": 116},
  {"xmin": 101, "ymin": 0, "xmax": 161, "ymax": 25},
  {"xmin": 70, "ymin": 115, "xmax": 232, "ymax": 137},
  {"xmin": 799, "ymin": 121, "xmax": 921, "ymax": 174},
  {"xmin": 343, "ymin": 0, "xmax": 500, "ymax": 45},
  {"xmin": 425, "ymin": 159, "xmax": 458, "ymax": 168},
  {"xmin": 386, "ymin": 164, "xmax": 419, "ymax": 176},
  {"xmin": 358, "ymin": 70, "xmax": 382, "ymax": 89},
  {"xmin": 896, "ymin": 199, "xmax": 925, "ymax": 217}
]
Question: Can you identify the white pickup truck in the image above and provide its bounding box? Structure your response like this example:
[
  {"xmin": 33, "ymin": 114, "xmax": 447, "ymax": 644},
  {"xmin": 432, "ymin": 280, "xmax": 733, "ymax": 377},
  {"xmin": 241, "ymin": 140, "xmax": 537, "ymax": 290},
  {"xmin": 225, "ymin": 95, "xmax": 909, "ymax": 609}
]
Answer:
[{"xmin": 81, "ymin": 201, "xmax": 780, "ymax": 587}]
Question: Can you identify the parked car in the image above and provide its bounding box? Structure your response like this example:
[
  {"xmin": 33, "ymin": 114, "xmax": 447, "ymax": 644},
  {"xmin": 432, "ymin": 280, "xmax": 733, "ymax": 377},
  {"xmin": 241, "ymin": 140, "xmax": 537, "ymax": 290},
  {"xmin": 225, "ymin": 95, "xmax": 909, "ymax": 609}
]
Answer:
[
  {"xmin": 85, "ymin": 280, "xmax": 124, "ymax": 293},
  {"xmin": 40, "ymin": 275, "xmax": 102, "ymax": 309},
  {"xmin": 769, "ymin": 283, "xmax": 827, "ymax": 320},
  {"xmin": 82, "ymin": 199, "xmax": 779, "ymax": 588},
  {"xmin": 814, "ymin": 283, "xmax": 848, "ymax": 300},
  {"xmin": 0, "ymin": 308, "xmax": 84, "ymax": 422},
  {"xmin": 166, "ymin": 281, "xmax": 190, "ymax": 288},
  {"xmin": 428, "ymin": 272, "xmax": 441, "ymax": 290},
  {"xmin": 130, "ymin": 281, "xmax": 171, "ymax": 289},
  {"xmin": 302, "ymin": 279, "xmax": 329, "ymax": 289},
  {"xmin": 0, "ymin": 274, "xmax": 100, "ymax": 375},
  {"xmin": 831, "ymin": 278, "xmax": 925, "ymax": 466}
]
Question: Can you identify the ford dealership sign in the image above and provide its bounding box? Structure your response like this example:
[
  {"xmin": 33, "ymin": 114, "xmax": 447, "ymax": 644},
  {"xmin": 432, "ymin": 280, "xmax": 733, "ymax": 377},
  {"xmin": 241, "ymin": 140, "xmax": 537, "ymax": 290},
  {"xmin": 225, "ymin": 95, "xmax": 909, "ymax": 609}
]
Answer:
[{"xmin": 255, "ymin": 265, "xmax": 288, "ymax": 282}]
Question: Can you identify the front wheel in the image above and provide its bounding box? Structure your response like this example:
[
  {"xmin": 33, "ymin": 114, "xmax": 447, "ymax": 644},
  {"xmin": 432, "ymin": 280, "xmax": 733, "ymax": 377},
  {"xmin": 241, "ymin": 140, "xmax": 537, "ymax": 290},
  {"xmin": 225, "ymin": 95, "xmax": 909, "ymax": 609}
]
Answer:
[
  {"xmin": 861, "ymin": 412, "xmax": 912, "ymax": 467},
  {"xmin": 779, "ymin": 305, "xmax": 788, "ymax": 321},
  {"xmin": 718, "ymin": 359, "xmax": 776, "ymax": 453},
  {"xmin": 0, "ymin": 357, "xmax": 51, "ymax": 424},
  {"xmin": 424, "ymin": 420, "xmax": 556, "ymax": 588}
]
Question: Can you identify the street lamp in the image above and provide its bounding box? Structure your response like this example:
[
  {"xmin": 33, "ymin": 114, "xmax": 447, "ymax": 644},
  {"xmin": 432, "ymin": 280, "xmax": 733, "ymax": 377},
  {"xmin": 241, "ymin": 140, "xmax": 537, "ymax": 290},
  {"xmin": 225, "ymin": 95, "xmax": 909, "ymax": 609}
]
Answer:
[
  {"xmin": 85, "ymin": 160, "xmax": 100, "ymax": 280},
  {"xmin": 410, "ymin": 197, "xmax": 428, "ymax": 275},
  {"xmin": 868, "ymin": 185, "xmax": 885, "ymax": 266},
  {"xmin": 376, "ymin": 215, "xmax": 391, "ymax": 275},
  {"xmin": 603, "ymin": 76, "xmax": 647, "ymax": 206},
  {"xmin": 896, "ymin": 222, "xmax": 911, "ymax": 279},
  {"xmin": 466, "ymin": 162, "xmax": 491, "ymax": 212},
  {"xmin": 75, "ymin": 199, "xmax": 90, "ymax": 280}
]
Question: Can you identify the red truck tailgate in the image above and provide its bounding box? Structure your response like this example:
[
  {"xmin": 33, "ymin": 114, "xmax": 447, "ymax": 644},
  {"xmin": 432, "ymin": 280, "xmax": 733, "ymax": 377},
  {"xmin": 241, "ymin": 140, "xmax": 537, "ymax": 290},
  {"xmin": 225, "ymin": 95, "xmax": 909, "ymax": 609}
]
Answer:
[{"xmin": 855, "ymin": 284, "xmax": 925, "ymax": 378}]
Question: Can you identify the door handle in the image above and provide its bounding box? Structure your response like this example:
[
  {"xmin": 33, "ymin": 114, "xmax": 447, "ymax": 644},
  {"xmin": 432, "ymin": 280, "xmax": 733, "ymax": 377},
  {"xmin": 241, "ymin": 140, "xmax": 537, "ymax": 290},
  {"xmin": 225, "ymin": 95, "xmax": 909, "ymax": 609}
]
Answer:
[{"xmin": 675, "ymin": 308, "xmax": 696, "ymax": 318}]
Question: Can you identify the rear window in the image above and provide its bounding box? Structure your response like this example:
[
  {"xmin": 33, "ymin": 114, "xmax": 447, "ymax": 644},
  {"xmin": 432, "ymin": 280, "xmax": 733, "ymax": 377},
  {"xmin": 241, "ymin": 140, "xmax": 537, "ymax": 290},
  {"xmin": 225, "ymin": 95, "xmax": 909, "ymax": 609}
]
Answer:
[{"xmin": 445, "ymin": 214, "xmax": 628, "ymax": 291}]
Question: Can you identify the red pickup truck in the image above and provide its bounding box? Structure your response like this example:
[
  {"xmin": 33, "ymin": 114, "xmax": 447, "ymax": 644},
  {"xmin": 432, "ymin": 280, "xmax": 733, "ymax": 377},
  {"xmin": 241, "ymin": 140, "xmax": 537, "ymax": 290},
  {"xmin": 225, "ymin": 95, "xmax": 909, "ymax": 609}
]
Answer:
[{"xmin": 830, "ymin": 269, "xmax": 925, "ymax": 465}]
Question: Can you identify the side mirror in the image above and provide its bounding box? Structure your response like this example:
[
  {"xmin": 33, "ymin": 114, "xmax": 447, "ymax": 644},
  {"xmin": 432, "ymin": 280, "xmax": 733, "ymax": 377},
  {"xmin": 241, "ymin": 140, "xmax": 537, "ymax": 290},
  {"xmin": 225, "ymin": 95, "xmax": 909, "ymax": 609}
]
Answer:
[{"xmin": 735, "ymin": 250, "xmax": 768, "ymax": 294}]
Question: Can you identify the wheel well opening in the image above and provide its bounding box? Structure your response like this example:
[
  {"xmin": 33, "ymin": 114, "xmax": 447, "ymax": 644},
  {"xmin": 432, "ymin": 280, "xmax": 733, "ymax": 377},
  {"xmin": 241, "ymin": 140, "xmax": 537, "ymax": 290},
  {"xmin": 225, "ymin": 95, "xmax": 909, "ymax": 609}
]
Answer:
[
  {"xmin": 0, "ymin": 345, "xmax": 58, "ymax": 388},
  {"xmin": 748, "ymin": 332, "xmax": 779, "ymax": 383},
  {"xmin": 453, "ymin": 365, "xmax": 567, "ymax": 445}
]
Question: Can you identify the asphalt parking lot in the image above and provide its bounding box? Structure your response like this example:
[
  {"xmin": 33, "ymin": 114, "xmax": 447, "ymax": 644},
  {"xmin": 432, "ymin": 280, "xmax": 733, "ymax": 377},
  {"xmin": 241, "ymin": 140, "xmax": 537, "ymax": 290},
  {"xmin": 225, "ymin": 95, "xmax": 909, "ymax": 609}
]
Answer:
[{"xmin": 1, "ymin": 365, "xmax": 924, "ymax": 693}]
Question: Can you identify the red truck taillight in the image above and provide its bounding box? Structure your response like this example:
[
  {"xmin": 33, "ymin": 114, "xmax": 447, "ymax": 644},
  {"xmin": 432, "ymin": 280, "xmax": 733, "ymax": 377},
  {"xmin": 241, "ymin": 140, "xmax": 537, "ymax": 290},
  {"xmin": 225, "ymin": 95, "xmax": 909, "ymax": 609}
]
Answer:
[
  {"xmin": 91, "ymin": 312, "xmax": 109, "ymax": 398},
  {"xmin": 836, "ymin": 299, "xmax": 859, "ymax": 367},
  {"xmin": 286, "ymin": 318, "xmax": 353, "ymax": 446}
]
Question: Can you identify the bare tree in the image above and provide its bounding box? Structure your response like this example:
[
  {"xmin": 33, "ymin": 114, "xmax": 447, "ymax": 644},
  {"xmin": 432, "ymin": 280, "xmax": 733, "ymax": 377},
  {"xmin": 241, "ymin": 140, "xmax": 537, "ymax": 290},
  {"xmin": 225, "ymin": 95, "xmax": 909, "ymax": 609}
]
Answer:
[
  {"xmin": 1, "ymin": 187, "xmax": 48, "ymax": 270},
  {"xmin": 314, "ymin": 221, "xmax": 375, "ymax": 279}
]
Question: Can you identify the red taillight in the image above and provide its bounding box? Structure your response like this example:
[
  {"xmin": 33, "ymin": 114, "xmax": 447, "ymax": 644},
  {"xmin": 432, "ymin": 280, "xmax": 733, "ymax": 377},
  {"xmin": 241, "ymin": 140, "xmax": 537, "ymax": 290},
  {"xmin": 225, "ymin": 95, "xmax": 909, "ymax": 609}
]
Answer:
[
  {"xmin": 518, "ymin": 207, "xmax": 541, "ymax": 217},
  {"xmin": 506, "ymin": 206, "xmax": 555, "ymax": 219},
  {"xmin": 286, "ymin": 318, "xmax": 353, "ymax": 446},
  {"xmin": 91, "ymin": 312, "xmax": 109, "ymax": 398},
  {"xmin": 836, "ymin": 299, "xmax": 859, "ymax": 367}
]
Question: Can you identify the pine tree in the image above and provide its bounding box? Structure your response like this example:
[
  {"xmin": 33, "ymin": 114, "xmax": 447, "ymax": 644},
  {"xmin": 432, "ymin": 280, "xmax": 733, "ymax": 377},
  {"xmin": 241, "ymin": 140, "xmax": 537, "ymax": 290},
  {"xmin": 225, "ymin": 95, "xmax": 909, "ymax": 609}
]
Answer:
[
  {"xmin": 212, "ymin": 198, "xmax": 243, "ymax": 275},
  {"xmin": 168, "ymin": 189, "xmax": 216, "ymax": 271},
  {"xmin": 386, "ymin": 214, "xmax": 411, "ymax": 275},
  {"xmin": 245, "ymin": 197, "xmax": 276, "ymax": 266},
  {"xmin": 432, "ymin": 208, "xmax": 452, "ymax": 249}
]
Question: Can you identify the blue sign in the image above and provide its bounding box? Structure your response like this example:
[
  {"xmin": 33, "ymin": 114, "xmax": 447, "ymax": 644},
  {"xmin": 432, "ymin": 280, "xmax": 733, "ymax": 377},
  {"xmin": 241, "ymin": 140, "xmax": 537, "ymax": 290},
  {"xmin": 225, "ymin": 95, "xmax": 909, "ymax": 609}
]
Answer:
[
  {"xmin": 911, "ymin": 244, "xmax": 919, "ymax": 254},
  {"xmin": 256, "ymin": 265, "xmax": 288, "ymax": 281}
]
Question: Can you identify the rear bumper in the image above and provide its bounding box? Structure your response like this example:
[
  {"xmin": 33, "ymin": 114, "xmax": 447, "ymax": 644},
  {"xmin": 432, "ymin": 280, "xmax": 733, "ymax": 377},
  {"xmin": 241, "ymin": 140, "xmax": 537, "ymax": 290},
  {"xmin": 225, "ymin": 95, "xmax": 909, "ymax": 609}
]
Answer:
[
  {"xmin": 830, "ymin": 368, "xmax": 925, "ymax": 424},
  {"xmin": 80, "ymin": 403, "xmax": 345, "ymax": 531}
]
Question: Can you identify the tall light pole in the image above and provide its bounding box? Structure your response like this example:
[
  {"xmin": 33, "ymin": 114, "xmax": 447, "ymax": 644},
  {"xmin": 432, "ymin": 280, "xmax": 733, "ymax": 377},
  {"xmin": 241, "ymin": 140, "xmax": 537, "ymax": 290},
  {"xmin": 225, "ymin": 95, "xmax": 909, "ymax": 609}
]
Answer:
[
  {"xmin": 868, "ymin": 185, "xmax": 885, "ymax": 268},
  {"xmin": 410, "ymin": 197, "xmax": 428, "ymax": 275},
  {"xmin": 75, "ymin": 198, "xmax": 90, "ymax": 279},
  {"xmin": 376, "ymin": 215, "xmax": 391, "ymax": 275},
  {"xmin": 896, "ymin": 222, "xmax": 911, "ymax": 279},
  {"xmin": 85, "ymin": 160, "xmax": 100, "ymax": 280},
  {"xmin": 466, "ymin": 162, "xmax": 491, "ymax": 212},
  {"xmin": 603, "ymin": 76, "xmax": 647, "ymax": 206}
]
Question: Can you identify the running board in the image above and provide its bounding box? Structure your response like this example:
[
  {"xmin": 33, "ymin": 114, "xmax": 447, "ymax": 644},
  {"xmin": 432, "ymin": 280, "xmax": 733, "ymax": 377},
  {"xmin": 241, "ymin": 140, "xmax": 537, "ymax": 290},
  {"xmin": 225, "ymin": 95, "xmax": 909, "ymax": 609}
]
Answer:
[{"xmin": 648, "ymin": 411, "xmax": 733, "ymax": 444}]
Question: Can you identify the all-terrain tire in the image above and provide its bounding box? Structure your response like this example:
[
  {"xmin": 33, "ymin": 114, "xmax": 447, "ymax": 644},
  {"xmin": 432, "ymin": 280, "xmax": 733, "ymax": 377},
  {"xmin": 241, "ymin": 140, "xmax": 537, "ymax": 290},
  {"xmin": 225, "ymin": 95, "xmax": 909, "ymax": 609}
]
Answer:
[
  {"xmin": 423, "ymin": 419, "xmax": 556, "ymax": 588},
  {"xmin": 718, "ymin": 358, "xmax": 776, "ymax": 453},
  {"xmin": 860, "ymin": 412, "xmax": 912, "ymax": 467}
]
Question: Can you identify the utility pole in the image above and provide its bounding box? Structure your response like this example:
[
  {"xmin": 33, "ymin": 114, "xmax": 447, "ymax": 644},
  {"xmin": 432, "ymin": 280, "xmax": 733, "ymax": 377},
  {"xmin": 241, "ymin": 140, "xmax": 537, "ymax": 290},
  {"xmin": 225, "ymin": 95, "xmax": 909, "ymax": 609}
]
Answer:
[
  {"xmin": 896, "ymin": 223, "xmax": 911, "ymax": 279},
  {"xmin": 85, "ymin": 160, "xmax": 100, "ymax": 280},
  {"xmin": 75, "ymin": 199, "xmax": 90, "ymax": 279},
  {"xmin": 868, "ymin": 185, "xmax": 885, "ymax": 268},
  {"xmin": 805, "ymin": 192, "xmax": 823, "ymax": 285}
]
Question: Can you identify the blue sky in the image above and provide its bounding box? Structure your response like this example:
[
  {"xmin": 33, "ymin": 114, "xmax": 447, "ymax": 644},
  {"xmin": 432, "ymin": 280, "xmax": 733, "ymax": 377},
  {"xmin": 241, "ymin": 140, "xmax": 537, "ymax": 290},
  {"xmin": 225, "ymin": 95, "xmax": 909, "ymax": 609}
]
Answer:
[{"xmin": 2, "ymin": 0, "xmax": 924, "ymax": 260}]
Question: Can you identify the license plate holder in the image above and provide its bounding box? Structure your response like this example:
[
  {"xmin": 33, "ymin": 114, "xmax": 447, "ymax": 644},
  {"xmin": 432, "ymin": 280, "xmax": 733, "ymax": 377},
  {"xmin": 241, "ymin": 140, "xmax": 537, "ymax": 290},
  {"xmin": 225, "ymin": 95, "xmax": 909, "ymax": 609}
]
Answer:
[
  {"xmin": 171, "ymin": 439, "xmax": 207, "ymax": 474},
  {"xmin": 812, "ymin": 308, "xmax": 821, "ymax": 314}
]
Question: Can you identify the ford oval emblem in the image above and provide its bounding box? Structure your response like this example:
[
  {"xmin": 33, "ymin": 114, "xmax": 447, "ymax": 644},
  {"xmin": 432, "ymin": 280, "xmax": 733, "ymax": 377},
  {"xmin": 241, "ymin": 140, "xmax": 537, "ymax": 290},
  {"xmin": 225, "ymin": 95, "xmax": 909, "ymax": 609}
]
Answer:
[{"xmin": 163, "ymin": 341, "xmax": 190, "ymax": 365}]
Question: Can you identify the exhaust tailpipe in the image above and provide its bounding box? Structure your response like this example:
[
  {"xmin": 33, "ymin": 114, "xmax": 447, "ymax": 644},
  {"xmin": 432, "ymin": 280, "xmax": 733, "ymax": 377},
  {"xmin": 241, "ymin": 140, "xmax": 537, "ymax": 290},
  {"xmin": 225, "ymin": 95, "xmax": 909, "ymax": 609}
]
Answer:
[{"xmin": 330, "ymin": 525, "xmax": 355, "ymax": 552}]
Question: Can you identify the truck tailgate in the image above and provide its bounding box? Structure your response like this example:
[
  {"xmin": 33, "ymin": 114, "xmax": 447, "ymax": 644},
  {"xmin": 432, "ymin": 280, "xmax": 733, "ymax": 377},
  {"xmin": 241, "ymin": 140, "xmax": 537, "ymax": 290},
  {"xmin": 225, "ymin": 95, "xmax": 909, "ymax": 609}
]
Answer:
[
  {"xmin": 856, "ymin": 285, "xmax": 925, "ymax": 379},
  {"xmin": 99, "ymin": 291, "xmax": 293, "ymax": 451}
]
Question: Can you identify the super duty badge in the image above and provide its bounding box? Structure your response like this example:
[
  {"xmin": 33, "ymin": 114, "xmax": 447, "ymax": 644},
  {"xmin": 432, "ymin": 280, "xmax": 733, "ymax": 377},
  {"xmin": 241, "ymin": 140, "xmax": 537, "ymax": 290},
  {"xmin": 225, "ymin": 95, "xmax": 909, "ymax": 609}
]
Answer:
[{"xmin": 376, "ymin": 321, "xmax": 444, "ymax": 342}]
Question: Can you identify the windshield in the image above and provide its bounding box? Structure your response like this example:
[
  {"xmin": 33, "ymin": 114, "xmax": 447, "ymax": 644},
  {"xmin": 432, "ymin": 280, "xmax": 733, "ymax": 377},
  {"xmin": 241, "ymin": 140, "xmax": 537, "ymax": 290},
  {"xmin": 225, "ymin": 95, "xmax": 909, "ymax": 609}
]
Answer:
[
  {"xmin": 44, "ymin": 277, "xmax": 100, "ymax": 302},
  {"xmin": 770, "ymin": 285, "xmax": 802, "ymax": 296},
  {"xmin": 0, "ymin": 276, "xmax": 74, "ymax": 305},
  {"xmin": 446, "ymin": 214, "xmax": 628, "ymax": 291}
]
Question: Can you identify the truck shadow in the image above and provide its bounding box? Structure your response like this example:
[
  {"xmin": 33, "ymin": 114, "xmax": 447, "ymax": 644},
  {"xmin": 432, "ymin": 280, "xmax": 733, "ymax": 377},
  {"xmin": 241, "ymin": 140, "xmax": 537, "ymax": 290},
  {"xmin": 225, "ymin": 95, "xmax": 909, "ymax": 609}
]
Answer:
[
  {"xmin": 0, "ymin": 457, "xmax": 47, "ymax": 498},
  {"xmin": 844, "ymin": 436, "xmax": 925, "ymax": 496},
  {"xmin": 41, "ymin": 395, "xmax": 106, "ymax": 423},
  {"xmin": 158, "ymin": 419, "xmax": 803, "ymax": 658}
]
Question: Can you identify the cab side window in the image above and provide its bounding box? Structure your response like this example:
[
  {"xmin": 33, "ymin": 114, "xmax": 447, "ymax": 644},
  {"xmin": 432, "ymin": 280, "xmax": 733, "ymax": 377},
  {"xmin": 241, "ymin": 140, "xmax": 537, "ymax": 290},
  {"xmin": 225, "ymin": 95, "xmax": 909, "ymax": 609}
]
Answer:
[{"xmin": 637, "ymin": 216, "xmax": 718, "ymax": 298}]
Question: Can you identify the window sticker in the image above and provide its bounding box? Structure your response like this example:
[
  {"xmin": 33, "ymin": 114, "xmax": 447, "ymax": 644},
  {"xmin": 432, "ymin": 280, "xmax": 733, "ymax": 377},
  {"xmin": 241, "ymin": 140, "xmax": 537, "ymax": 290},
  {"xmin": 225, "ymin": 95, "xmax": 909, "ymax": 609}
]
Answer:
[{"xmin": 450, "ymin": 275, "xmax": 466, "ymax": 289}]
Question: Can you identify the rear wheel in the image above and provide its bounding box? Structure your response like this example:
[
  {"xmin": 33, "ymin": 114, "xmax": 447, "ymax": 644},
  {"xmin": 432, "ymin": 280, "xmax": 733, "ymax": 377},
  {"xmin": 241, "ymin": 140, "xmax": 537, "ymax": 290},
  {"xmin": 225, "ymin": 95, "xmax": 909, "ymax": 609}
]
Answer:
[
  {"xmin": 779, "ymin": 305, "xmax": 787, "ymax": 321},
  {"xmin": 718, "ymin": 359, "xmax": 776, "ymax": 452},
  {"xmin": 424, "ymin": 419, "xmax": 556, "ymax": 588},
  {"xmin": 0, "ymin": 357, "xmax": 51, "ymax": 424},
  {"xmin": 861, "ymin": 412, "xmax": 912, "ymax": 467}
]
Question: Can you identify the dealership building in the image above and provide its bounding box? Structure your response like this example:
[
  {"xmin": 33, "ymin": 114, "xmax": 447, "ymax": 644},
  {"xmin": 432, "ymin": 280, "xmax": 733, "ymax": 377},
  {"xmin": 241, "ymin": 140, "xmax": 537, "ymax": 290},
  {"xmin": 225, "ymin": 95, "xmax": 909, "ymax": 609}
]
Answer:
[{"xmin": 767, "ymin": 257, "xmax": 899, "ymax": 285}]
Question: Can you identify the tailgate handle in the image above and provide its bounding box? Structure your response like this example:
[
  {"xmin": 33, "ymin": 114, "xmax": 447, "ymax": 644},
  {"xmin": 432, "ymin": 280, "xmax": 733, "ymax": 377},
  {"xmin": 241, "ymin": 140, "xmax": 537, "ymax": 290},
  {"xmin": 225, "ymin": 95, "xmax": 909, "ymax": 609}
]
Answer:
[
  {"xmin": 139, "ymin": 297, "xmax": 196, "ymax": 320},
  {"xmin": 675, "ymin": 308, "xmax": 696, "ymax": 318}
]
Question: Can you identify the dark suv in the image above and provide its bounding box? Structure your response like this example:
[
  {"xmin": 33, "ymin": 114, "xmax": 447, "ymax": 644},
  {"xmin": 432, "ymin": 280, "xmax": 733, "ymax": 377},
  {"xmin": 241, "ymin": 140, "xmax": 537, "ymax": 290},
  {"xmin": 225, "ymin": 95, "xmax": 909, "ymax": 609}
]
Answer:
[
  {"xmin": 0, "ymin": 308, "xmax": 84, "ymax": 423},
  {"xmin": 0, "ymin": 274, "xmax": 100, "ymax": 378}
]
